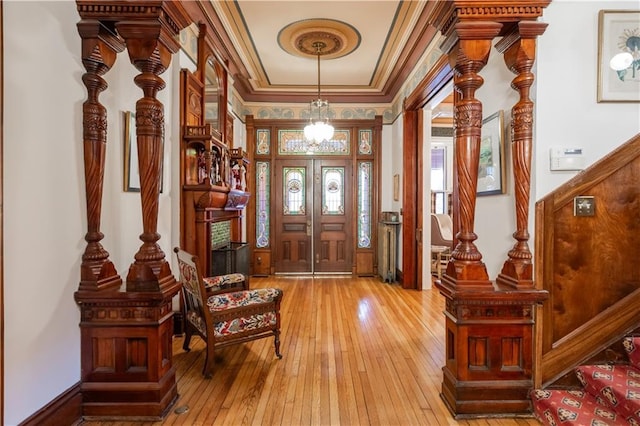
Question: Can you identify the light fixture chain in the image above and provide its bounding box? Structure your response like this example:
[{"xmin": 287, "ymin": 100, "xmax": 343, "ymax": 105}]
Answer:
[
  {"xmin": 317, "ymin": 45, "xmax": 321, "ymax": 100},
  {"xmin": 304, "ymin": 40, "xmax": 334, "ymax": 146}
]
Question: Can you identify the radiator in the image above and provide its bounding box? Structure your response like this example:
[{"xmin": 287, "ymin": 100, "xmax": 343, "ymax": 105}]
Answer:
[{"xmin": 378, "ymin": 221, "xmax": 400, "ymax": 283}]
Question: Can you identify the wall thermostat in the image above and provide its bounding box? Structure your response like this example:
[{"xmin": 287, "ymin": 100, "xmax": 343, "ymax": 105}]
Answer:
[{"xmin": 550, "ymin": 147, "xmax": 585, "ymax": 171}]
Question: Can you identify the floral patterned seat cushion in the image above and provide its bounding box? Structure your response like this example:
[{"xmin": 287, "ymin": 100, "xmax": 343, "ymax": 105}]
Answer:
[
  {"xmin": 207, "ymin": 288, "xmax": 282, "ymax": 338},
  {"xmin": 203, "ymin": 273, "xmax": 245, "ymax": 291}
]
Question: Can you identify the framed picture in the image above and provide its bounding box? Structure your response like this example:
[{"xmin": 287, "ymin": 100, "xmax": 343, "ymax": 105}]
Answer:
[
  {"xmin": 477, "ymin": 110, "xmax": 506, "ymax": 196},
  {"xmin": 178, "ymin": 22, "xmax": 199, "ymax": 67},
  {"xmin": 393, "ymin": 174, "xmax": 400, "ymax": 201},
  {"xmin": 597, "ymin": 10, "xmax": 640, "ymax": 102},
  {"xmin": 123, "ymin": 111, "xmax": 139, "ymax": 192}
]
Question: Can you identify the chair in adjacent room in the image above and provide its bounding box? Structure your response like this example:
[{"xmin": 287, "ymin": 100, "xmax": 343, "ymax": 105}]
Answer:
[
  {"xmin": 430, "ymin": 213, "xmax": 454, "ymax": 278},
  {"xmin": 431, "ymin": 213, "xmax": 453, "ymax": 248},
  {"xmin": 173, "ymin": 247, "xmax": 283, "ymax": 378}
]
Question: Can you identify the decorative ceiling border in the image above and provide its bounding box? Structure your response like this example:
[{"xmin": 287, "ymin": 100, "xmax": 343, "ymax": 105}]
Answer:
[{"xmin": 227, "ymin": 42, "xmax": 445, "ymax": 126}]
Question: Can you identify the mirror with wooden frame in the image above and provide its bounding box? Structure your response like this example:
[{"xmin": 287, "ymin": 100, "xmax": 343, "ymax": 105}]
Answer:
[
  {"xmin": 197, "ymin": 23, "xmax": 226, "ymax": 142},
  {"xmin": 204, "ymin": 56, "xmax": 221, "ymax": 133}
]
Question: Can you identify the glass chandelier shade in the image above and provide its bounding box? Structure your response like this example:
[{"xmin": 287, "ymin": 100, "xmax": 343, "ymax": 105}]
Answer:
[{"xmin": 304, "ymin": 42, "xmax": 334, "ymax": 144}]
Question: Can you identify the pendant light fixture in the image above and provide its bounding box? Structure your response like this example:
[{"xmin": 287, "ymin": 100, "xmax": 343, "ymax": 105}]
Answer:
[{"xmin": 304, "ymin": 41, "xmax": 334, "ymax": 144}]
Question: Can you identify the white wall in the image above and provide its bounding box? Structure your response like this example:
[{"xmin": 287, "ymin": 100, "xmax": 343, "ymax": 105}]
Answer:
[
  {"xmin": 3, "ymin": 2, "xmax": 182, "ymax": 424},
  {"xmin": 380, "ymin": 125, "xmax": 394, "ymax": 213},
  {"xmin": 474, "ymin": 44, "xmax": 521, "ymax": 278},
  {"xmin": 536, "ymin": 1, "xmax": 640, "ymax": 198},
  {"xmin": 4, "ymin": 3, "xmax": 84, "ymax": 423},
  {"xmin": 383, "ymin": 118, "xmax": 404, "ymax": 269}
]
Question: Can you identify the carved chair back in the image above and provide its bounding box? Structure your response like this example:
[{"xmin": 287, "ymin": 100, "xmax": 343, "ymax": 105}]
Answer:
[{"xmin": 174, "ymin": 247, "xmax": 212, "ymax": 340}]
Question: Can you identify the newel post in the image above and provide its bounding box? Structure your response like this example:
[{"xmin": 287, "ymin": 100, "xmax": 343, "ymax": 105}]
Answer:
[
  {"xmin": 74, "ymin": 1, "xmax": 190, "ymax": 420},
  {"xmin": 431, "ymin": 1, "xmax": 551, "ymax": 418}
]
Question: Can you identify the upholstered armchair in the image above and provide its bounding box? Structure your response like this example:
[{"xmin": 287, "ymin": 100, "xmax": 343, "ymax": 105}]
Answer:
[{"xmin": 174, "ymin": 247, "xmax": 283, "ymax": 378}]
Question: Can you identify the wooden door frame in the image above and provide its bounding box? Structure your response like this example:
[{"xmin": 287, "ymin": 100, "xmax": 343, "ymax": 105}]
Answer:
[
  {"xmin": 246, "ymin": 117, "xmax": 381, "ymax": 277},
  {"xmin": 401, "ymin": 55, "xmax": 453, "ymax": 290}
]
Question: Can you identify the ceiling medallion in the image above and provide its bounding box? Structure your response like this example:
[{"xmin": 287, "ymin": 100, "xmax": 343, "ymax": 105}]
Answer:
[{"xmin": 278, "ymin": 18, "xmax": 361, "ymax": 60}]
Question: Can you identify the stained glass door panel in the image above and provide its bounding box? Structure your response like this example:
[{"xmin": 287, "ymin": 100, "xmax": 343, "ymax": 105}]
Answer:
[
  {"xmin": 274, "ymin": 160, "xmax": 313, "ymax": 273},
  {"xmin": 273, "ymin": 159, "xmax": 353, "ymax": 274},
  {"xmin": 314, "ymin": 159, "xmax": 352, "ymax": 273}
]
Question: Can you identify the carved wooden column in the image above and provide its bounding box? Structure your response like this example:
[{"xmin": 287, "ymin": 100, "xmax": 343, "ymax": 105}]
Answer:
[
  {"xmin": 496, "ymin": 22, "xmax": 548, "ymax": 290},
  {"xmin": 441, "ymin": 22, "xmax": 501, "ymax": 290},
  {"xmin": 117, "ymin": 20, "xmax": 177, "ymax": 293},
  {"xmin": 432, "ymin": 2, "xmax": 550, "ymax": 418},
  {"xmin": 77, "ymin": 20, "xmax": 124, "ymax": 293},
  {"xmin": 74, "ymin": 1, "xmax": 190, "ymax": 421}
]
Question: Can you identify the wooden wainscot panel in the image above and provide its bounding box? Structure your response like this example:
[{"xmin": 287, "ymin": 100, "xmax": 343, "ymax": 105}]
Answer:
[
  {"xmin": 75, "ymin": 291, "xmax": 178, "ymax": 420},
  {"xmin": 535, "ymin": 134, "xmax": 640, "ymax": 386},
  {"xmin": 439, "ymin": 289, "xmax": 546, "ymax": 417},
  {"xmin": 252, "ymin": 249, "xmax": 271, "ymax": 276},
  {"xmin": 356, "ymin": 251, "xmax": 374, "ymax": 276}
]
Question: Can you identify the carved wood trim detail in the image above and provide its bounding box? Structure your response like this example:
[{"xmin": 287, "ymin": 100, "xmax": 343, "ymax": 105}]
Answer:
[{"xmin": 541, "ymin": 288, "xmax": 640, "ymax": 387}]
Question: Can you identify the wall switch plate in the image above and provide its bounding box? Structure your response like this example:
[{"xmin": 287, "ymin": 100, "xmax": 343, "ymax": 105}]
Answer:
[{"xmin": 574, "ymin": 196, "xmax": 595, "ymax": 216}]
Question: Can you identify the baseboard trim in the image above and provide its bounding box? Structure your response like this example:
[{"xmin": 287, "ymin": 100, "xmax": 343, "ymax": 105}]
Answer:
[{"xmin": 18, "ymin": 382, "xmax": 82, "ymax": 426}]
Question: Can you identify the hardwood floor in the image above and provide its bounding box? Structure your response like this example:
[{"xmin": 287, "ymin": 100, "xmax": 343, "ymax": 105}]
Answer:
[{"xmin": 83, "ymin": 276, "xmax": 541, "ymax": 426}]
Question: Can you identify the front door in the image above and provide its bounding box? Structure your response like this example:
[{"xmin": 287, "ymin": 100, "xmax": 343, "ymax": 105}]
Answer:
[{"xmin": 274, "ymin": 158, "xmax": 352, "ymax": 274}]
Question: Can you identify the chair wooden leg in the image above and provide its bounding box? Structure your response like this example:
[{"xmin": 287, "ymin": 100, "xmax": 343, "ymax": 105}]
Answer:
[
  {"xmin": 202, "ymin": 341, "xmax": 216, "ymax": 379},
  {"xmin": 183, "ymin": 328, "xmax": 193, "ymax": 352},
  {"xmin": 274, "ymin": 330, "xmax": 282, "ymax": 359}
]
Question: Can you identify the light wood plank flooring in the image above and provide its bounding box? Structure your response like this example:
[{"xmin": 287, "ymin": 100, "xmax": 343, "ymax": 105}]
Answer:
[{"xmin": 83, "ymin": 276, "xmax": 541, "ymax": 426}]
